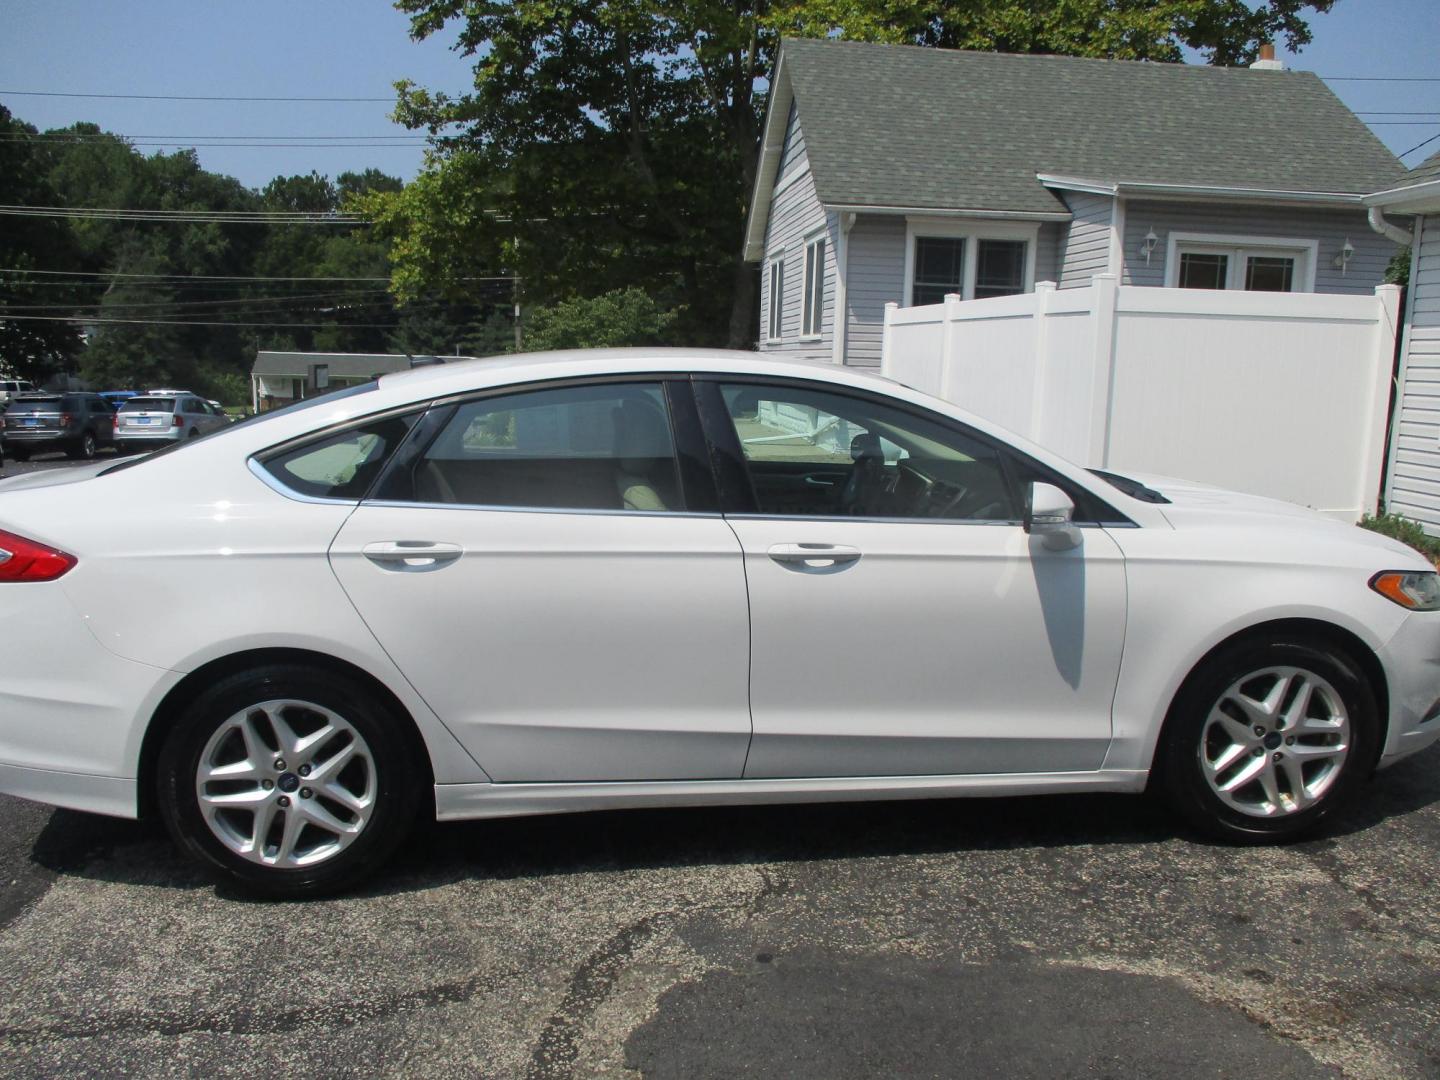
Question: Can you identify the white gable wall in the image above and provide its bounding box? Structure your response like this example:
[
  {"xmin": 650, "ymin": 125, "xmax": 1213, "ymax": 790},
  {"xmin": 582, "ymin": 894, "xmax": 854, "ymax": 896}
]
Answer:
[
  {"xmin": 1386, "ymin": 214, "xmax": 1440, "ymax": 531},
  {"xmin": 1057, "ymin": 192, "xmax": 1115, "ymax": 287}
]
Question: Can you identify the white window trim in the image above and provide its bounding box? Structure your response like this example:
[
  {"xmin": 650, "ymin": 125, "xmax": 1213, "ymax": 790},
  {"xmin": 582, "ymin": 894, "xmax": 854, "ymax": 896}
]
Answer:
[
  {"xmin": 764, "ymin": 254, "xmax": 785, "ymax": 344},
  {"xmin": 800, "ymin": 230, "xmax": 827, "ymax": 341},
  {"xmin": 902, "ymin": 217, "xmax": 1040, "ymax": 306},
  {"xmin": 1163, "ymin": 231, "xmax": 1319, "ymax": 293}
]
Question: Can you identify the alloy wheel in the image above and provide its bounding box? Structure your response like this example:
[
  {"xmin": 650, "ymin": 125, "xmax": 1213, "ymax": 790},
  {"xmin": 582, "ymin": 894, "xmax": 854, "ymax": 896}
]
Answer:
[
  {"xmin": 1199, "ymin": 666, "xmax": 1350, "ymax": 818},
  {"xmin": 194, "ymin": 698, "xmax": 377, "ymax": 868}
]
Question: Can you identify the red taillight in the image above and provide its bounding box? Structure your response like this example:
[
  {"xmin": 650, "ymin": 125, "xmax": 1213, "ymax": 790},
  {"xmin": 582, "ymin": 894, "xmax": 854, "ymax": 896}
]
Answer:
[
  {"xmin": 60, "ymin": 412, "xmax": 73, "ymax": 426},
  {"xmin": 113, "ymin": 414, "xmax": 120, "ymax": 430},
  {"xmin": 173, "ymin": 415, "xmax": 184, "ymax": 427},
  {"xmin": 0, "ymin": 530, "xmax": 77, "ymax": 583}
]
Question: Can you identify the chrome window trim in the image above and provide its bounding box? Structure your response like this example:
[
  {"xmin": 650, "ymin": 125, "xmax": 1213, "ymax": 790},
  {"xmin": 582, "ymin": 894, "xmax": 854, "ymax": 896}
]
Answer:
[
  {"xmin": 246, "ymin": 457, "xmax": 361, "ymax": 507},
  {"xmin": 360, "ymin": 497, "xmax": 723, "ymax": 521}
]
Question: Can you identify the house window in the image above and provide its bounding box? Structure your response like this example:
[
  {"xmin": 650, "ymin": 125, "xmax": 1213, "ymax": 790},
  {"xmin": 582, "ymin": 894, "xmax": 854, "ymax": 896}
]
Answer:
[
  {"xmin": 913, "ymin": 237, "xmax": 965, "ymax": 305},
  {"xmin": 766, "ymin": 258, "xmax": 785, "ymax": 342},
  {"xmin": 974, "ymin": 239, "xmax": 1027, "ymax": 299},
  {"xmin": 801, "ymin": 234, "xmax": 826, "ymax": 339},
  {"xmin": 905, "ymin": 222, "xmax": 1036, "ymax": 306},
  {"xmin": 1167, "ymin": 233, "xmax": 1315, "ymax": 293}
]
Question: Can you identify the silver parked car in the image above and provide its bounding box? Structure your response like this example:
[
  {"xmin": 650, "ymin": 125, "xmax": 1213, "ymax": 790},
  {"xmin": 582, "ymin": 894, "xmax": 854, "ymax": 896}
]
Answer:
[{"xmin": 113, "ymin": 391, "xmax": 229, "ymax": 452}]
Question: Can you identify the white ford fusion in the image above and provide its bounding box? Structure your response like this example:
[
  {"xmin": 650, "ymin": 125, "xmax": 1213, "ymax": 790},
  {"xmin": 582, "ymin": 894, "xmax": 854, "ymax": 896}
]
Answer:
[{"xmin": 1, "ymin": 349, "xmax": 1438, "ymax": 896}]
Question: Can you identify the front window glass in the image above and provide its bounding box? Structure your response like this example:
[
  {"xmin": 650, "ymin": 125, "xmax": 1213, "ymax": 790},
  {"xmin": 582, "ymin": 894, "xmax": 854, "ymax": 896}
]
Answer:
[
  {"xmin": 395, "ymin": 382, "xmax": 681, "ymax": 513},
  {"xmin": 719, "ymin": 382, "xmax": 1018, "ymax": 521}
]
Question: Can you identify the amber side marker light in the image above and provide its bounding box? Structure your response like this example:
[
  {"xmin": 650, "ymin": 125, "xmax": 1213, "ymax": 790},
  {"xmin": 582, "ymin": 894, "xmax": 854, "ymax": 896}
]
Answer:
[
  {"xmin": 0, "ymin": 529, "xmax": 77, "ymax": 583},
  {"xmin": 1369, "ymin": 570, "xmax": 1440, "ymax": 611}
]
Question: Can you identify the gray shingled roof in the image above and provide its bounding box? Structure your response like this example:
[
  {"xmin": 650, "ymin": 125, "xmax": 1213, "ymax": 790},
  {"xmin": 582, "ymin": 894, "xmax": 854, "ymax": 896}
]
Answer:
[
  {"xmin": 783, "ymin": 38, "xmax": 1406, "ymax": 214},
  {"xmin": 1396, "ymin": 149, "xmax": 1440, "ymax": 190},
  {"xmin": 251, "ymin": 351, "xmax": 415, "ymax": 379}
]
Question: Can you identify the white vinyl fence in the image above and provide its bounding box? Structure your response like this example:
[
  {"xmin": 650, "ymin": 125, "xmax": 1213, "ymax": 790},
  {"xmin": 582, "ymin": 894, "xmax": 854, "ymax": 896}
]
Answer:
[{"xmin": 882, "ymin": 276, "xmax": 1402, "ymax": 519}]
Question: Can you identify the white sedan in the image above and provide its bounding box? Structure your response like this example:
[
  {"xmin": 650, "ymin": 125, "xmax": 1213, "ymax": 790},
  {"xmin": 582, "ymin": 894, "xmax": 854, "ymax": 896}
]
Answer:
[{"xmin": 1, "ymin": 350, "xmax": 1437, "ymax": 896}]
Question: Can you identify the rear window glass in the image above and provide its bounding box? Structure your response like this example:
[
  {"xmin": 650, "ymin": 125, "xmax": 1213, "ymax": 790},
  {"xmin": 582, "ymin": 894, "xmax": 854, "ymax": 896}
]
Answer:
[
  {"xmin": 261, "ymin": 414, "xmax": 418, "ymax": 500},
  {"xmin": 5, "ymin": 397, "xmax": 60, "ymax": 412},
  {"xmin": 121, "ymin": 398, "xmax": 175, "ymax": 412}
]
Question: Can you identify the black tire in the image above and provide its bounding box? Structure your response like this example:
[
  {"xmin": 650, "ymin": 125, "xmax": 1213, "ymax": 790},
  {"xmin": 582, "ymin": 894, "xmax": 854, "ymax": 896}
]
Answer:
[
  {"xmin": 67, "ymin": 431, "xmax": 97, "ymax": 460},
  {"xmin": 156, "ymin": 665, "xmax": 424, "ymax": 898},
  {"xmin": 9, "ymin": 447, "xmax": 29, "ymax": 462},
  {"xmin": 1156, "ymin": 637, "xmax": 1379, "ymax": 843}
]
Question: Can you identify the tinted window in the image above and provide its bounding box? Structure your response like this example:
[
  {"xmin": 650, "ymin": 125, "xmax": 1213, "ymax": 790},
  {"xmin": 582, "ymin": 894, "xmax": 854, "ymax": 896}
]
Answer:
[
  {"xmin": 5, "ymin": 396, "xmax": 60, "ymax": 414},
  {"xmin": 262, "ymin": 415, "xmax": 417, "ymax": 500},
  {"xmin": 719, "ymin": 382, "xmax": 1019, "ymax": 522},
  {"xmin": 391, "ymin": 383, "xmax": 681, "ymax": 512},
  {"xmin": 121, "ymin": 397, "xmax": 175, "ymax": 413}
]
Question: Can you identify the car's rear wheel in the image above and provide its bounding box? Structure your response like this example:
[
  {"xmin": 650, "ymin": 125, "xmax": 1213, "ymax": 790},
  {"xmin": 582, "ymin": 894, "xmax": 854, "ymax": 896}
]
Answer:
[
  {"xmin": 67, "ymin": 432, "xmax": 97, "ymax": 459},
  {"xmin": 157, "ymin": 666, "xmax": 423, "ymax": 897},
  {"xmin": 1157, "ymin": 637, "xmax": 1379, "ymax": 842}
]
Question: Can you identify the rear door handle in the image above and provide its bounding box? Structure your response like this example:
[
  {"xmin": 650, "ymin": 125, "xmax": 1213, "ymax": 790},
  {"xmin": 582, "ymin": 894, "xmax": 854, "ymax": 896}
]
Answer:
[
  {"xmin": 767, "ymin": 543, "xmax": 862, "ymax": 571},
  {"xmin": 362, "ymin": 541, "xmax": 463, "ymax": 571}
]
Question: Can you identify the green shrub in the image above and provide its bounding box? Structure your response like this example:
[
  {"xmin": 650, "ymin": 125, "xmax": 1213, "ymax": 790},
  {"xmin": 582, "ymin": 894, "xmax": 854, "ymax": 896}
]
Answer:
[{"xmin": 1359, "ymin": 512, "xmax": 1440, "ymax": 563}]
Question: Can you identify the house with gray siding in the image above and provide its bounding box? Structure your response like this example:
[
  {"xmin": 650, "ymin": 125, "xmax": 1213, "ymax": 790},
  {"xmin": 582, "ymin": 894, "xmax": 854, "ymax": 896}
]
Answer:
[
  {"xmin": 1371, "ymin": 153, "xmax": 1440, "ymax": 532},
  {"xmin": 745, "ymin": 38, "xmax": 1407, "ymax": 368}
]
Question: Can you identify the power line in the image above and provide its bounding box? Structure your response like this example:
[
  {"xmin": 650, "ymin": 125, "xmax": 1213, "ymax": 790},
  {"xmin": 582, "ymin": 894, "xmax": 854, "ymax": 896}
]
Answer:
[
  {"xmin": 1, "ymin": 314, "xmax": 463, "ymax": 328},
  {"xmin": 0, "ymin": 89, "xmax": 395, "ymax": 102},
  {"xmin": 0, "ymin": 268, "xmax": 516, "ymax": 282},
  {"xmin": 1400, "ymin": 131, "xmax": 1440, "ymax": 158},
  {"xmin": 1320, "ymin": 75, "xmax": 1440, "ymax": 82},
  {"xmin": 0, "ymin": 132, "xmax": 428, "ymax": 140},
  {"xmin": 0, "ymin": 206, "xmax": 364, "ymax": 225},
  {"xmin": 1, "ymin": 289, "xmax": 393, "ymax": 312}
]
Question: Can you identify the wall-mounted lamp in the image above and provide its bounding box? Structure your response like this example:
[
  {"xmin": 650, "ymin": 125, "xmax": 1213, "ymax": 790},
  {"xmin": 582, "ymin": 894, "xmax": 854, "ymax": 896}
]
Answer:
[
  {"xmin": 1141, "ymin": 228, "xmax": 1160, "ymax": 265},
  {"xmin": 1332, "ymin": 237, "xmax": 1355, "ymax": 275}
]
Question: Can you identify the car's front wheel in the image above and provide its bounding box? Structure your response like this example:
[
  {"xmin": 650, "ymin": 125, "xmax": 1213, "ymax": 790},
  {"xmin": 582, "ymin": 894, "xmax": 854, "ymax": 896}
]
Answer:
[
  {"xmin": 157, "ymin": 665, "xmax": 423, "ymax": 897},
  {"xmin": 1157, "ymin": 637, "xmax": 1379, "ymax": 842}
]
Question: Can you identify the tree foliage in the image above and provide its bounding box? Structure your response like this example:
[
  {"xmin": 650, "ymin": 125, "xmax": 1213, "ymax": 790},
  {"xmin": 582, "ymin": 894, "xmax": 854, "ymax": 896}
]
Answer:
[
  {"xmin": 525, "ymin": 287, "xmax": 678, "ymax": 352},
  {"xmin": 372, "ymin": 0, "xmax": 1334, "ymax": 350}
]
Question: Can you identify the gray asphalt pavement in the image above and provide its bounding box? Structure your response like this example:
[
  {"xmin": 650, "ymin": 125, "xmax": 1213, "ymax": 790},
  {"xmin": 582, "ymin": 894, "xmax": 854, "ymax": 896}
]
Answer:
[{"xmin": 1, "ymin": 751, "xmax": 1438, "ymax": 1078}]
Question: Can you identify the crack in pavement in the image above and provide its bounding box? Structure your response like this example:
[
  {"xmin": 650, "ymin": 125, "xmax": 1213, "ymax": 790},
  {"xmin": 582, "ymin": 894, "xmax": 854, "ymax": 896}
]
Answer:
[{"xmin": 0, "ymin": 965, "xmax": 522, "ymax": 1046}]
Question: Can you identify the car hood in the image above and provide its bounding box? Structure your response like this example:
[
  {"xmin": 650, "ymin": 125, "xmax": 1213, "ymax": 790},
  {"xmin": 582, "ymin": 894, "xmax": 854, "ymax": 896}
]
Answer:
[{"xmin": 1115, "ymin": 471, "xmax": 1424, "ymax": 562}]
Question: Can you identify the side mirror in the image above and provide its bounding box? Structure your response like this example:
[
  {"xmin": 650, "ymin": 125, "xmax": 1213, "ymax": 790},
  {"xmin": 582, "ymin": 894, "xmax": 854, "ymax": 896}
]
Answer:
[{"xmin": 1024, "ymin": 482, "xmax": 1081, "ymax": 550}]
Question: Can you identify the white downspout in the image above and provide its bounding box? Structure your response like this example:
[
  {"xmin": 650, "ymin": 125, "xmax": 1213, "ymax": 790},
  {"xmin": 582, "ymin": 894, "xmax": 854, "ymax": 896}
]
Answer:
[{"xmin": 1367, "ymin": 205, "xmax": 1414, "ymax": 247}]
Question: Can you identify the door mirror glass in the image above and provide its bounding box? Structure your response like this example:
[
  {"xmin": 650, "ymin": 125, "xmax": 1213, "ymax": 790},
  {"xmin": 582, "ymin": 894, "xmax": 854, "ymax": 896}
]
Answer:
[{"xmin": 1025, "ymin": 482, "xmax": 1080, "ymax": 549}]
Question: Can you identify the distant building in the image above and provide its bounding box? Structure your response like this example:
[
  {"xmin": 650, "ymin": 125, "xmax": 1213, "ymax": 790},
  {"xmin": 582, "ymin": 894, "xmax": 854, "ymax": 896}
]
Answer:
[{"xmin": 249, "ymin": 351, "xmax": 454, "ymax": 411}]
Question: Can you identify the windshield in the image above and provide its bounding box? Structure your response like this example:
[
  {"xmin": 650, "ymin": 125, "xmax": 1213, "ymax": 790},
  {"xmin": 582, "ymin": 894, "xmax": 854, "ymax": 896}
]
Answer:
[
  {"xmin": 99, "ymin": 381, "xmax": 379, "ymax": 476},
  {"xmin": 120, "ymin": 397, "xmax": 175, "ymax": 413}
]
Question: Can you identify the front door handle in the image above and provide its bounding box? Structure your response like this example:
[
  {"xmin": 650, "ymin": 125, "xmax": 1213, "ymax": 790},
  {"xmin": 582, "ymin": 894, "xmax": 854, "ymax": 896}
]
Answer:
[
  {"xmin": 767, "ymin": 543, "xmax": 862, "ymax": 571},
  {"xmin": 362, "ymin": 541, "xmax": 463, "ymax": 572}
]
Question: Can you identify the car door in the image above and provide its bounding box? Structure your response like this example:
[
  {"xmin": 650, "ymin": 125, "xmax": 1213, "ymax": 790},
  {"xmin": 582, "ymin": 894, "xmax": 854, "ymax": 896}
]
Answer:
[
  {"xmin": 325, "ymin": 378, "xmax": 753, "ymax": 782},
  {"xmin": 696, "ymin": 377, "xmax": 1128, "ymax": 779}
]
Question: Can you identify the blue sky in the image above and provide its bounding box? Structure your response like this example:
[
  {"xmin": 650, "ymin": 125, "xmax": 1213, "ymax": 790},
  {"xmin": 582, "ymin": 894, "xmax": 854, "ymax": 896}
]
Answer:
[{"xmin": 2, "ymin": 0, "xmax": 1437, "ymax": 192}]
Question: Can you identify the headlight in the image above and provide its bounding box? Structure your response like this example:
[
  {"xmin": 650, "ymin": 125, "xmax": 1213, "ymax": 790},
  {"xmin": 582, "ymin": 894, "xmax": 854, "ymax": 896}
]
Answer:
[{"xmin": 1370, "ymin": 570, "xmax": 1440, "ymax": 611}]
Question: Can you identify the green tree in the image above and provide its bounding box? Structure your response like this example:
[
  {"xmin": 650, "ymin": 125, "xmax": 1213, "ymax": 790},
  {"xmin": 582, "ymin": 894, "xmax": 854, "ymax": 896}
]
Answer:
[
  {"xmin": 0, "ymin": 107, "xmax": 87, "ymax": 381},
  {"xmin": 373, "ymin": 0, "xmax": 1334, "ymax": 349},
  {"xmin": 524, "ymin": 288, "xmax": 677, "ymax": 351}
]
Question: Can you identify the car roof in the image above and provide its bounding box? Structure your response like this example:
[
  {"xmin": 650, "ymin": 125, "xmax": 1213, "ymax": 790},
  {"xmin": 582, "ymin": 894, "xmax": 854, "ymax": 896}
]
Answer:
[{"xmin": 374, "ymin": 348, "xmax": 899, "ymax": 399}]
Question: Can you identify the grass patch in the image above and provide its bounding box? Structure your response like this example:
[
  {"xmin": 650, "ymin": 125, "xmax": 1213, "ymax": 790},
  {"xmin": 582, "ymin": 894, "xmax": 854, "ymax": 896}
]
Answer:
[{"xmin": 1359, "ymin": 512, "xmax": 1440, "ymax": 564}]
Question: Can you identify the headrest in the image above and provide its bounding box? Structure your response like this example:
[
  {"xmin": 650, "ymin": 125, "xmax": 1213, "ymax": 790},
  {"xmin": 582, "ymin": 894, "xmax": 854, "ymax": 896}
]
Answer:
[
  {"xmin": 614, "ymin": 399, "xmax": 673, "ymax": 470},
  {"xmin": 850, "ymin": 431, "xmax": 884, "ymax": 464}
]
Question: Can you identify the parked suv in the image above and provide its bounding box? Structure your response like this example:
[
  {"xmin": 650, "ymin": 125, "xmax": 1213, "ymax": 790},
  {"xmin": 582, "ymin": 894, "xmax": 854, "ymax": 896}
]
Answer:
[
  {"xmin": 113, "ymin": 391, "xmax": 229, "ymax": 452},
  {"xmin": 0, "ymin": 379, "xmax": 36, "ymax": 407},
  {"xmin": 2, "ymin": 392, "xmax": 114, "ymax": 460}
]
